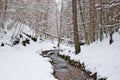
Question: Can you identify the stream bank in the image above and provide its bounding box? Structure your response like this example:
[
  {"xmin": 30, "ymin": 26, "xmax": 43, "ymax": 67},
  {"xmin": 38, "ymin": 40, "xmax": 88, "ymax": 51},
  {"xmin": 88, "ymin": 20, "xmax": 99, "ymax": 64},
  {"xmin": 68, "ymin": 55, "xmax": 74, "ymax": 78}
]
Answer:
[{"xmin": 41, "ymin": 50, "xmax": 96, "ymax": 80}]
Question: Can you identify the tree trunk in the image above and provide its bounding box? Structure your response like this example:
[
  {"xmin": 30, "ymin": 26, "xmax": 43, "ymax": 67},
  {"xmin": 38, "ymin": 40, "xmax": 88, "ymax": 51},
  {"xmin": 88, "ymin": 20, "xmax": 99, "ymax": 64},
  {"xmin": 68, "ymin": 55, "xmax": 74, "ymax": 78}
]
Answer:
[
  {"xmin": 78, "ymin": 0, "xmax": 88, "ymax": 44},
  {"xmin": 109, "ymin": 30, "xmax": 113, "ymax": 45},
  {"xmin": 1, "ymin": 0, "xmax": 7, "ymax": 29},
  {"xmin": 57, "ymin": 0, "xmax": 63, "ymax": 48},
  {"xmin": 99, "ymin": 0, "xmax": 104, "ymax": 42},
  {"xmin": 89, "ymin": 0, "xmax": 96, "ymax": 43},
  {"xmin": 72, "ymin": 0, "xmax": 81, "ymax": 54}
]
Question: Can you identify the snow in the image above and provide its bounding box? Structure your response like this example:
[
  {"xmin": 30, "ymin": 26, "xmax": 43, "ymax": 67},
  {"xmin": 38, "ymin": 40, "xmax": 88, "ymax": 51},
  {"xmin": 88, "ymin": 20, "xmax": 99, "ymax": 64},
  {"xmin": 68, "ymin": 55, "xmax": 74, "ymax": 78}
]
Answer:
[
  {"xmin": 0, "ymin": 20, "xmax": 120, "ymax": 80},
  {"xmin": 0, "ymin": 20, "xmax": 59, "ymax": 80},
  {"xmin": 0, "ymin": 41, "xmax": 57, "ymax": 80},
  {"xmin": 60, "ymin": 32, "xmax": 120, "ymax": 80}
]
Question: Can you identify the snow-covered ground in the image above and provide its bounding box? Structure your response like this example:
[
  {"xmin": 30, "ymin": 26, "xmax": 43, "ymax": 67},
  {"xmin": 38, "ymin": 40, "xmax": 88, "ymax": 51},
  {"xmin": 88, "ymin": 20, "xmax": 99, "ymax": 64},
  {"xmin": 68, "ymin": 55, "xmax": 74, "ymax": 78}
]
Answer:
[
  {"xmin": 60, "ymin": 32, "xmax": 120, "ymax": 80},
  {"xmin": 0, "ymin": 20, "xmax": 59, "ymax": 80},
  {"xmin": 0, "ymin": 40, "xmax": 58, "ymax": 80},
  {"xmin": 0, "ymin": 32, "xmax": 120, "ymax": 80},
  {"xmin": 0, "ymin": 20, "xmax": 120, "ymax": 80}
]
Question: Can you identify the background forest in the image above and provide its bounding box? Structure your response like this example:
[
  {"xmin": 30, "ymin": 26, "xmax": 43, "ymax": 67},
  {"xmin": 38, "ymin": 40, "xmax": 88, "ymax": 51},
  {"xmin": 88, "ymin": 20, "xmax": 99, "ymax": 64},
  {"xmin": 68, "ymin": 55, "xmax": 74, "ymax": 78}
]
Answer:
[
  {"xmin": 0, "ymin": 0, "xmax": 120, "ymax": 80},
  {"xmin": 0, "ymin": 0, "xmax": 120, "ymax": 48}
]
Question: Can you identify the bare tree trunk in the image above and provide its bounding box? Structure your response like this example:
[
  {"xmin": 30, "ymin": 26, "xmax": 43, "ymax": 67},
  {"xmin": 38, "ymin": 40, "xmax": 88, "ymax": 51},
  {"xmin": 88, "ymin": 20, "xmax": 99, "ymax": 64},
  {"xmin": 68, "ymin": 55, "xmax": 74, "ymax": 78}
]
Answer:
[
  {"xmin": 89, "ymin": 0, "xmax": 96, "ymax": 43},
  {"xmin": 109, "ymin": 28, "xmax": 113, "ymax": 45},
  {"xmin": 108, "ymin": 0, "xmax": 114, "ymax": 45},
  {"xmin": 78, "ymin": 0, "xmax": 88, "ymax": 44},
  {"xmin": 58, "ymin": 0, "xmax": 63, "ymax": 48},
  {"xmin": 72, "ymin": 0, "xmax": 81, "ymax": 54},
  {"xmin": 99, "ymin": 0, "xmax": 104, "ymax": 42},
  {"xmin": 55, "ymin": 3, "xmax": 59, "ymax": 45},
  {"xmin": 1, "ymin": 0, "xmax": 7, "ymax": 29}
]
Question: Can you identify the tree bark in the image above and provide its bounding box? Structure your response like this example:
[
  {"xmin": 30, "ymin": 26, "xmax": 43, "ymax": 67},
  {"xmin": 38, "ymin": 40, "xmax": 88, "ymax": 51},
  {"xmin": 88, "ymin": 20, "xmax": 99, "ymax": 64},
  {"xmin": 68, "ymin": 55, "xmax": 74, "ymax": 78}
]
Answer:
[
  {"xmin": 78, "ymin": 0, "xmax": 88, "ymax": 44},
  {"xmin": 1, "ymin": 0, "xmax": 7, "ymax": 29},
  {"xmin": 57, "ymin": 0, "xmax": 63, "ymax": 48},
  {"xmin": 72, "ymin": 0, "xmax": 81, "ymax": 54},
  {"xmin": 89, "ymin": 0, "xmax": 96, "ymax": 43}
]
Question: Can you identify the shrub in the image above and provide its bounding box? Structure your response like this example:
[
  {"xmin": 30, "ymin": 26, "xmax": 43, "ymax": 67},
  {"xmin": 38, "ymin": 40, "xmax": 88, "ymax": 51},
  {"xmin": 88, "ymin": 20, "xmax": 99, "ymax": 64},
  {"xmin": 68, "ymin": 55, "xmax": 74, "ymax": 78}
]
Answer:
[
  {"xmin": 22, "ymin": 41, "xmax": 26, "ymax": 46},
  {"xmin": 22, "ymin": 38, "xmax": 30, "ymax": 46},
  {"xmin": 1, "ymin": 43, "xmax": 4, "ymax": 46},
  {"xmin": 13, "ymin": 39, "xmax": 20, "ymax": 45},
  {"xmin": 25, "ymin": 38, "xmax": 30, "ymax": 44},
  {"xmin": 31, "ymin": 37, "xmax": 37, "ymax": 42},
  {"xmin": 19, "ymin": 34, "xmax": 23, "ymax": 38}
]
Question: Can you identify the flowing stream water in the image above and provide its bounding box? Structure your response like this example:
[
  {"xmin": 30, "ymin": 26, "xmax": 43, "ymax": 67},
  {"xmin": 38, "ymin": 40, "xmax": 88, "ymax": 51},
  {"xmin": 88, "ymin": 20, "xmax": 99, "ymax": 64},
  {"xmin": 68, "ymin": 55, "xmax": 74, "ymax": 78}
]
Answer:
[{"xmin": 41, "ymin": 50, "xmax": 95, "ymax": 80}]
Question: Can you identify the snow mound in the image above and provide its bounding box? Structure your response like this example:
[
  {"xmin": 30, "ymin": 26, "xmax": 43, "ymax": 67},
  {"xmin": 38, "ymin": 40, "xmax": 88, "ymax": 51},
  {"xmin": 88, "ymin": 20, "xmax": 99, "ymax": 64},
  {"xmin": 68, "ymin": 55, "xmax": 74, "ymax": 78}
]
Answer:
[
  {"xmin": 60, "ymin": 32, "xmax": 120, "ymax": 80},
  {"xmin": 0, "ymin": 41, "xmax": 58, "ymax": 80}
]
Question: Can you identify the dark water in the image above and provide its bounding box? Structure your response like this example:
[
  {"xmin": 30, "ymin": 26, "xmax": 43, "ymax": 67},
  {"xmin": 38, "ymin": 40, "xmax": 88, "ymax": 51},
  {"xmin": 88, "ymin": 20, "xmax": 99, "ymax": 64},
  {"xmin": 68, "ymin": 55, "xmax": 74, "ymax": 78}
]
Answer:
[{"xmin": 41, "ymin": 50, "xmax": 94, "ymax": 80}]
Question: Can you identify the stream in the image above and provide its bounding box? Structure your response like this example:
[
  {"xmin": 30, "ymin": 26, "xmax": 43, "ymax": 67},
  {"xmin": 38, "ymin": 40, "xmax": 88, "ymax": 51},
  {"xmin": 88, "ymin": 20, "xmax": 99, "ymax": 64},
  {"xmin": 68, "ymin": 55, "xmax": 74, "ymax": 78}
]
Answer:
[{"xmin": 41, "ymin": 50, "xmax": 95, "ymax": 80}]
